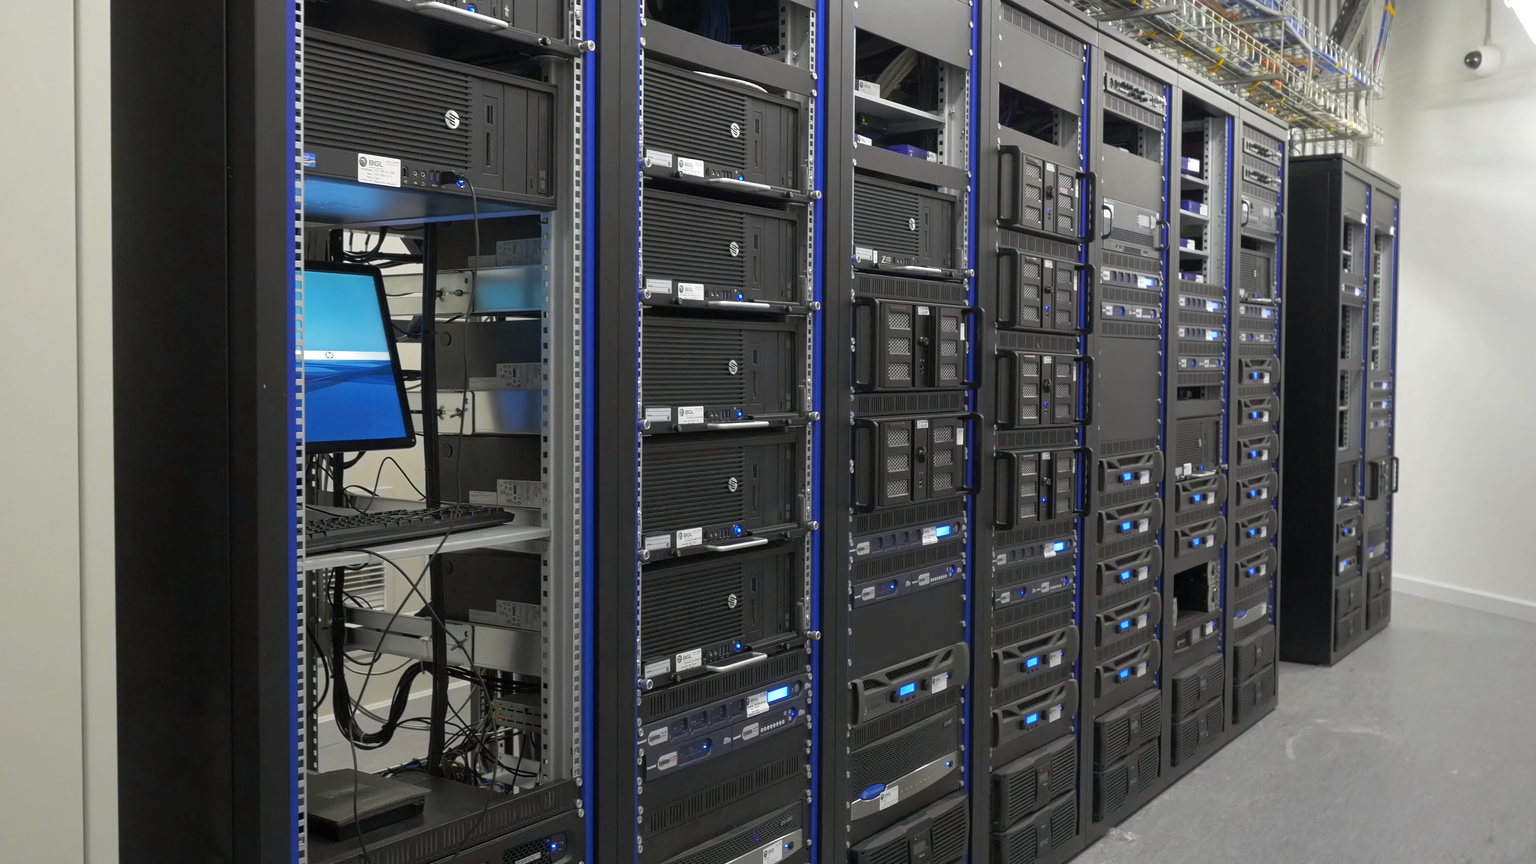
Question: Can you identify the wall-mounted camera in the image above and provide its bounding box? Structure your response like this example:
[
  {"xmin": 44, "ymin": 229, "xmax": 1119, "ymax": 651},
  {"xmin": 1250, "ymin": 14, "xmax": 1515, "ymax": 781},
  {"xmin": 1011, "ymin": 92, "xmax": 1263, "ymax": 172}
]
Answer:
[{"xmin": 1464, "ymin": 44, "xmax": 1505, "ymax": 76}]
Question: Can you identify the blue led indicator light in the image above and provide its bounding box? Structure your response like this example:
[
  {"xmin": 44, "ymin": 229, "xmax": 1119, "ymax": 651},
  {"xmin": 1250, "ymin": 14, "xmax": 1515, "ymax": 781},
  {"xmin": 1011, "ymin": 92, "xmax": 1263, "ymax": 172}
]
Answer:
[
  {"xmin": 1024, "ymin": 712, "xmax": 1041, "ymax": 725},
  {"xmin": 766, "ymin": 685, "xmax": 791, "ymax": 703},
  {"xmin": 1121, "ymin": 521, "xmax": 1133, "ymax": 531},
  {"xmin": 898, "ymin": 682, "xmax": 918, "ymax": 697},
  {"xmin": 1192, "ymin": 537, "xmax": 1203, "ymax": 547},
  {"xmin": 1248, "ymin": 567, "xmax": 1258, "ymax": 576},
  {"xmin": 936, "ymin": 525, "xmax": 953, "ymax": 538},
  {"xmin": 1119, "ymin": 669, "xmax": 1131, "ymax": 680},
  {"xmin": 1192, "ymin": 494, "xmax": 1203, "ymax": 502},
  {"xmin": 1119, "ymin": 620, "xmax": 1131, "ymax": 631},
  {"xmin": 1248, "ymin": 490, "xmax": 1259, "ymax": 498},
  {"xmin": 1119, "ymin": 570, "xmax": 1132, "ymax": 581},
  {"xmin": 734, "ymin": 641, "xmax": 743, "ymax": 651},
  {"xmin": 1053, "ymin": 541, "xmax": 1068, "ymax": 552},
  {"xmin": 1121, "ymin": 472, "xmax": 1134, "ymax": 482},
  {"xmin": 1026, "ymin": 656, "xmax": 1041, "ymax": 669},
  {"xmin": 733, "ymin": 525, "xmax": 742, "ymax": 536}
]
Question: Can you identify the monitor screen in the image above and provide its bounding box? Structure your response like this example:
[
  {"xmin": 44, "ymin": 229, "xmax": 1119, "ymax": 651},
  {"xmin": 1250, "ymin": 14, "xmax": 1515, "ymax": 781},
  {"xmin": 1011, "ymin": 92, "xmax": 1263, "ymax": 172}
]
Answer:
[{"xmin": 303, "ymin": 263, "xmax": 415, "ymax": 454}]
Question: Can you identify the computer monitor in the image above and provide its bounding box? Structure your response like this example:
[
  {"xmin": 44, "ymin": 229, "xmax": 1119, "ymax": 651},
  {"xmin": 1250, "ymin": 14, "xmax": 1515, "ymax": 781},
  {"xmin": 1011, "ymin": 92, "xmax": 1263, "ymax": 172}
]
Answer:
[{"xmin": 303, "ymin": 262, "xmax": 416, "ymax": 454}]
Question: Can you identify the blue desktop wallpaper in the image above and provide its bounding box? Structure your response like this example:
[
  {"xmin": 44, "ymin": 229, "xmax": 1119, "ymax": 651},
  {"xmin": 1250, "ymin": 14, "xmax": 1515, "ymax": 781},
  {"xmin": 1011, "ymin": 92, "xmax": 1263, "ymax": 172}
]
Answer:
[{"xmin": 304, "ymin": 269, "xmax": 411, "ymax": 447}]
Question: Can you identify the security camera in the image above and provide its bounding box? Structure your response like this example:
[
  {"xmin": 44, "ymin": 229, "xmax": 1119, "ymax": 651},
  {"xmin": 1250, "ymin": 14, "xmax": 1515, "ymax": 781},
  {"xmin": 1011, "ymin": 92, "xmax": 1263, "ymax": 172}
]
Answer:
[{"xmin": 1464, "ymin": 45, "xmax": 1505, "ymax": 76}]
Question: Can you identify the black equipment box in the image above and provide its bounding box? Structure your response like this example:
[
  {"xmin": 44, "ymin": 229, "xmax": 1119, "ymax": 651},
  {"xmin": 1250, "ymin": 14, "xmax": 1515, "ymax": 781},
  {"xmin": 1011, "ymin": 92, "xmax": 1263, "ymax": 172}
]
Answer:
[
  {"xmin": 850, "ymin": 643, "xmax": 970, "ymax": 725},
  {"xmin": 848, "ymin": 701, "xmax": 963, "ymax": 827},
  {"xmin": 641, "ymin": 315, "xmax": 805, "ymax": 431},
  {"xmin": 998, "ymin": 146, "xmax": 1087, "ymax": 242},
  {"xmin": 304, "ymin": 30, "xmax": 556, "ymax": 221},
  {"xmin": 640, "ymin": 428, "xmax": 803, "ymax": 558},
  {"xmin": 853, "ymin": 174, "xmax": 960, "ymax": 277},
  {"xmin": 995, "ymin": 348, "xmax": 1088, "ymax": 429},
  {"xmin": 434, "ymin": 434, "xmax": 541, "ymax": 507},
  {"xmin": 643, "ymin": 60, "xmax": 802, "ymax": 195},
  {"xmin": 641, "ymin": 190, "xmax": 804, "ymax": 310},
  {"xmin": 994, "ymin": 244, "xmax": 1087, "ymax": 333},
  {"xmin": 990, "ymin": 735, "xmax": 1076, "ymax": 832},
  {"xmin": 850, "ymin": 792, "xmax": 969, "ymax": 864},
  {"xmin": 656, "ymin": 801, "xmax": 808, "ymax": 864},
  {"xmin": 990, "ymin": 791, "xmax": 1077, "ymax": 864},
  {"xmin": 438, "ymin": 549, "xmax": 541, "ymax": 630},
  {"xmin": 853, "ymin": 298, "xmax": 974, "ymax": 391},
  {"xmin": 638, "ymin": 541, "xmax": 803, "ymax": 683},
  {"xmin": 994, "ymin": 448, "xmax": 1082, "ymax": 529},
  {"xmin": 852, "ymin": 416, "xmax": 975, "ymax": 512}
]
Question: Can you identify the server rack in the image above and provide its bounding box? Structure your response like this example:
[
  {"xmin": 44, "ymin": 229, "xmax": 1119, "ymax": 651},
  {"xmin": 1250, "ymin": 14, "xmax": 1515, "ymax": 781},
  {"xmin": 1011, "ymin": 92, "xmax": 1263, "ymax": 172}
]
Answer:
[
  {"xmin": 294, "ymin": 4, "xmax": 593, "ymax": 862},
  {"xmin": 625, "ymin": 6, "xmax": 824, "ymax": 864},
  {"xmin": 822, "ymin": 1, "xmax": 978, "ymax": 862},
  {"xmin": 973, "ymin": 2, "xmax": 1098, "ymax": 862},
  {"xmin": 1279, "ymin": 155, "xmax": 1399, "ymax": 666}
]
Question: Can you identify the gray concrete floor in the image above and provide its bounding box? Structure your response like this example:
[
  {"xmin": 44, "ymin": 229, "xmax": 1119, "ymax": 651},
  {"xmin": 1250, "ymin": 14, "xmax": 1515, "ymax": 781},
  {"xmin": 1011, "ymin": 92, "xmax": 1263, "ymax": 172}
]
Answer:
[{"xmin": 1076, "ymin": 594, "xmax": 1536, "ymax": 864}]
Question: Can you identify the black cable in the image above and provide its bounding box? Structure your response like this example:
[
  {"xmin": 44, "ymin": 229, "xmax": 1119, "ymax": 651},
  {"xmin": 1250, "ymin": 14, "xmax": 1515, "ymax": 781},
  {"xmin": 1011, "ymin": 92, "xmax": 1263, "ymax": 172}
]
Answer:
[{"xmin": 342, "ymin": 227, "xmax": 388, "ymax": 262}]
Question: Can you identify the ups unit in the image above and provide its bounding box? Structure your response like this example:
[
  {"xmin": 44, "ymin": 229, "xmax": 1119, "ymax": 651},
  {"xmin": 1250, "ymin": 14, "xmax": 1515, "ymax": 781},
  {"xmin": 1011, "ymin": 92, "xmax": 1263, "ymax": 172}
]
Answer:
[
  {"xmin": 304, "ymin": 30, "xmax": 556, "ymax": 222},
  {"xmin": 641, "ymin": 316, "xmax": 805, "ymax": 430},
  {"xmin": 852, "ymin": 416, "xmax": 975, "ymax": 511},
  {"xmin": 642, "ymin": 60, "xmax": 802, "ymax": 195},
  {"xmin": 853, "ymin": 298, "xmax": 974, "ymax": 391},
  {"xmin": 640, "ymin": 429, "xmax": 804, "ymax": 559},
  {"xmin": 849, "ymin": 793, "xmax": 970, "ymax": 864},
  {"xmin": 638, "ymin": 542, "xmax": 803, "ymax": 685},
  {"xmin": 853, "ymin": 174, "xmax": 961, "ymax": 277},
  {"xmin": 641, "ymin": 190, "xmax": 804, "ymax": 310},
  {"xmin": 1280, "ymin": 155, "xmax": 1400, "ymax": 666},
  {"xmin": 990, "ymin": 791, "xmax": 1077, "ymax": 864}
]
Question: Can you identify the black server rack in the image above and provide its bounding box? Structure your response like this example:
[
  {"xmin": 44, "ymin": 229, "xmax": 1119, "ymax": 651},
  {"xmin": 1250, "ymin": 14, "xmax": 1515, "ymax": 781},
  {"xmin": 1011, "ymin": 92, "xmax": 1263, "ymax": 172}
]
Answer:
[
  {"xmin": 1279, "ymin": 155, "xmax": 1399, "ymax": 666},
  {"xmin": 628, "ymin": 6, "xmax": 823, "ymax": 864},
  {"xmin": 974, "ymin": 3, "xmax": 1096, "ymax": 862},
  {"xmin": 1163, "ymin": 79, "xmax": 1238, "ymax": 783},
  {"xmin": 823, "ymin": 1, "xmax": 979, "ymax": 862},
  {"xmin": 1226, "ymin": 115, "xmax": 1287, "ymax": 735},
  {"xmin": 1083, "ymin": 37, "xmax": 1175, "ymax": 842}
]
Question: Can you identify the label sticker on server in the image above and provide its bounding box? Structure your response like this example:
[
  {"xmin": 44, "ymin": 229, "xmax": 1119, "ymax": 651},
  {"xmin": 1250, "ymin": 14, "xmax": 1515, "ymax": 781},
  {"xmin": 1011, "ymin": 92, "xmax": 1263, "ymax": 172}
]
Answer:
[
  {"xmin": 674, "ymin": 649, "xmax": 703, "ymax": 672},
  {"xmin": 763, "ymin": 843, "xmax": 784, "ymax": 864},
  {"xmin": 497, "ymin": 479, "xmax": 545, "ymax": 508},
  {"xmin": 496, "ymin": 362, "xmax": 541, "ymax": 390},
  {"xmin": 677, "ymin": 282, "xmax": 705, "ymax": 301},
  {"xmin": 1135, "ymin": 662, "xmax": 1148, "ymax": 677},
  {"xmin": 1044, "ymin": 543, "xmax": 1057, "ymax": 559},
  {"xmin": 357, "ymin": 153, "xmax": 402, "ymax": 188},
  {"xmin": 855, "ymin": 541, "xmax": 871, "ymax": 556},
  {"xmin": 656, "ymin": 752, "xmax": 678, "ymax": 771},
  {"xmin": 921, "ymin": 526, "xmax": 938, "ymax": 546},
  {"xmin": 645, "ymin": 149, "xmax": 674, "ymax": 168},
  {"xmin": 747, "ymin": 692, "xmax": 770, "ymax": 717},
  {"xmin": 643, "ymin": 658, "xmax": 672, "ymax": 679},
  {"xmin": 676, "ymin": 527, "xmax": 703, "ymax": 548},
  {"xmin": 645, "ymin": 407, "xmax": 672, "ymax": 423},
  {"xmin": 644, "ymin": 534, "xmax": 672, "ymax": 552},
  {"xmin": 1049, "ymin": 650, "xmax": 1063, "ymax": 667},
  {"xmin": 741, "ymin": 722, "xmax": 760, "ymax": 741},
  {"xmin": 468, "ymin": 491, "xmax": 498, "ymax": 506},
  {"xmin": 916, "ymin": 306, "xmax": 931, "ymax": 317},
  {"xmin": 860, "ymin": 585, "xmax": 877, "ymax": 601},
  {"xmin": 855, "ymin": 246, "xmax": 878, "ymax": 263},
  {"xmin": 646, "ymin": 726, "xmax": 669, "ymax": 746},
  {"xmin": 930, "ymin": 673, "xmax": 948, "ymax": 694},
  {"xmin": 1137, "ymin": 614, "xmax": 1149, "ymax": 629},
  {"xmin": 645, "ymin": 278, "xmax": 675, "ymax": 296},
  {"xmin": 677, "ymin": 406, "xmax": 705, "ymax": 426},
  {"xmin": 1049, "ymin": 705, "xmax": 1063, "ymax": 722},
  {"xmin": 916, "ymin": 419, "xmax": 929, "ymax": 429},
  {"xmin": 916, "ymin": 572, "xmax": 931, "ymax": 587},
  {"xmin": 955, "ymin": 428, "xmax": 965, "ymax": 446},
  {"xmin": 878, "ymin": 785, "xmax": 900, "ymax": 810},
  {"xmin": 677, "ymin": 157, "xmax": 705, "ymax": 177}
]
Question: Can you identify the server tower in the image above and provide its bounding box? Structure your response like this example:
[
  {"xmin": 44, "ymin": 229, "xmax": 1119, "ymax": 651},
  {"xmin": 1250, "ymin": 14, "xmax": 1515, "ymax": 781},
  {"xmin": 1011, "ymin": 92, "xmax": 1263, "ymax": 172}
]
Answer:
[
  {"xmin": 1279, "ymin": 155, "xmax": 1399, "ymax": 666},
  {"xmin": 1227, "ymin": 114, "xmax": 1288, "ymax": 731},
  {"xmin": 619, "ymin": 6, "xmax": 824, "ymax": 864},
  {"xmin": 1080, "ymin": 32, "xmax": 1177, "ymax": 840},
  {"xmin": 1163, "ymin": 79, "xmax": 1239, "ymax": 784},
  {"xmin": 823, "ymin": 2, "xmax": 978, "ymax": 862},
  {"xmin": 974, "ymin": 3, "xmax": 1096, "ymax": 862}
]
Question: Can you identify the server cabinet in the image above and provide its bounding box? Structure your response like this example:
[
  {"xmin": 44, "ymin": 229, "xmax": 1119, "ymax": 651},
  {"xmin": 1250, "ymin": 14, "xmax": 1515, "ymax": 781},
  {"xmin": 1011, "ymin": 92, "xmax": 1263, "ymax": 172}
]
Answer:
[{"xmin": 1279, "ymin": 155, "xmax": 1399, "ymax": 666}]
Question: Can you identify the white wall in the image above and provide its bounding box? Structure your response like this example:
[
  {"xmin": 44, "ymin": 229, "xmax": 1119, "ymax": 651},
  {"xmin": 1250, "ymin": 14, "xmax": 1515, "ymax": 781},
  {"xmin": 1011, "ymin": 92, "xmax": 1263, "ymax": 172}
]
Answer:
[
  {"xmin": 0, "ymin": 1, "xmax": 116, "ymax": 861},
  {"xmin": 1372, "ymin": 0, "xmax": 1536, "ymax": 612}
]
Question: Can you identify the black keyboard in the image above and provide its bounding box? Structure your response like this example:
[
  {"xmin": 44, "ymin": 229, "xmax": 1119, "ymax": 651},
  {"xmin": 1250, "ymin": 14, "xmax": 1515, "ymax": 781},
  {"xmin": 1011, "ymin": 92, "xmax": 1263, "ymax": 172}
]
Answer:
[{"xmin": 305, "ymin": 505, "xmax": 514, "ymax": 555}]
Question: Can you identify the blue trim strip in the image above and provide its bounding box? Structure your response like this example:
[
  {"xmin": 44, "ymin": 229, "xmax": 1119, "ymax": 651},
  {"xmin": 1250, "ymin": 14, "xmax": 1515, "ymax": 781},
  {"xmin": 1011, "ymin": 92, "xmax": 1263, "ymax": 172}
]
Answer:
[
  {"xmin": 288, "ymin": 5, "xmax": 300, "ymax": 859},
  {"xmin": 581, "ymin": 0, "xmax": 597, "ymax": 853},
  {"xmin": 964, "ymin": 0, "xmax": 980, "ymax": 803}
]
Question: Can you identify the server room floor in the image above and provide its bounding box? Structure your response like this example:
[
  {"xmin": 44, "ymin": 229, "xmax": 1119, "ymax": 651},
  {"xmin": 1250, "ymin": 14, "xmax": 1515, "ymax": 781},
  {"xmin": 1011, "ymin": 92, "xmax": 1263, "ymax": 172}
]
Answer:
[{"xmin": 1077, "ymin": 594, "xmax": 1536, "ymax": 864}]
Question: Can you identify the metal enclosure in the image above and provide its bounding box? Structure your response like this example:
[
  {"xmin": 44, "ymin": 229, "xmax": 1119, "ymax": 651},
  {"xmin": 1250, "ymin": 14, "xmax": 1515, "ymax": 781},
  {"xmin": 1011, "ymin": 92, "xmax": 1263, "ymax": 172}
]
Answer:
[{"xmin": 1279, "ymin": 155, "xmax": 1399, "ymax": 666}]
